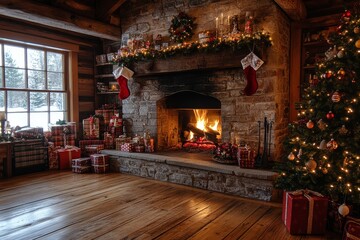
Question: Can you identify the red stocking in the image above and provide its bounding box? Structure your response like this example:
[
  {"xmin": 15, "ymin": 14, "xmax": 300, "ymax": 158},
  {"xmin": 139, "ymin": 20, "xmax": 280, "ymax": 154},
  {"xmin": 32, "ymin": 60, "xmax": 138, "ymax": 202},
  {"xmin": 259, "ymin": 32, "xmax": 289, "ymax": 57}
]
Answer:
[
  {"xmin": 116, "ymin": 75, "xmax": 130, "ymax": 100},
  {"xmin": 243, "ymin": 66, "xmax": 258, "ymax": 96}
]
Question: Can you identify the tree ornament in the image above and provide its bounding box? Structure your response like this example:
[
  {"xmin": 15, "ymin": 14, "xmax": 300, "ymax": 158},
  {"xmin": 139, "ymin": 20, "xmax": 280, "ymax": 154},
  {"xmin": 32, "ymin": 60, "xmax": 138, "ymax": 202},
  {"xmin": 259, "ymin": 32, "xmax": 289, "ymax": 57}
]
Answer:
[
  {"xmin": 306, "ymin": 158, "xmax": 317, "ymax": 171},
  {"xmin": 326, "ymin": 71, "xmax": 332, "ymax": 79},
  {"xmin": 297, "ymin": 148, "xmax": 303, "ymax": 159},
  {"xmin": 306, "ymin": 120, "xmax": 314, "ymax": 129},
  {"xmin": 169, "ymin": 12, "xmax": 195, "ymax": 43},
  {"xmin": 322, "ymin": 168, "xmax": 328, "ymax": 174},
  {"xmin": 319, "ymin": 140, "xmax": 327, "ymax": 150},
  {"xmin": 337, "ymin": 68, "xmax": 346, "ymax": 79},
  {"xmin": 326, "ymin": 111, "xmax": 335, "ymax": 120},
  {"xmin": 337, "ymin": 50, "xmax": 345, "ymax": 58},
  {"xmin": 356, "ymin": 39, "xmax": 360, "ymax": 48},
  {"xmin": 339, "ymin": 125, "xmax": 349, "ymax": 135},
  {"xmin": 331, "ymin": 91, "xmax": 341, "ymax": 102},
  {"xmin": 354, "ymin": 27, "xmax": 360, "ymax": 34},
  {"xmin": 326, "ymin": 138, "xmax": 338, "ymax": 150},
  {"xmin": 288, "ymin": 152, "xmax": 295, "ymax": 161},
  {"xmin": 338, "ymin": 203, "xmax": 350, "ymax": 217},
  {"xmin": 317, "ymin": 119, "xmax": 327, "ymax": 131}
]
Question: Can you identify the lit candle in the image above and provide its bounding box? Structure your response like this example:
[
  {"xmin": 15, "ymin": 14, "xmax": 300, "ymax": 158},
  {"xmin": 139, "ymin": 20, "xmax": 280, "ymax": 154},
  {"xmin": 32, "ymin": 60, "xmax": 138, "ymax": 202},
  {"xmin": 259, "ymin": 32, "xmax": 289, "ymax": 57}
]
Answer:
[
  {"xmin": 215, "ymin": 17, "xmax": 219, "ymax": 29},
  {"xmin": 0, "ymin": 111, "xmax": 5, "ymax": 121},
  {"xmin": 227, "ymin": 15, "xmax": 230, "ymax": 25},
  {"xmin": 221, "ymin": 13, "xmax": 224, "ymax": 25}
]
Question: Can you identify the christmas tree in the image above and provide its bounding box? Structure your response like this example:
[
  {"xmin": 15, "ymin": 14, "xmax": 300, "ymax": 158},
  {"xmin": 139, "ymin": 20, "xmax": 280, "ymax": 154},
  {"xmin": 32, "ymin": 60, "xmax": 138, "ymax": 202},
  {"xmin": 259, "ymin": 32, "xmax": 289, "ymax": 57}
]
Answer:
[{"xmin": 275, "ymin": 7, "xmax": 360, "ymax": 217}]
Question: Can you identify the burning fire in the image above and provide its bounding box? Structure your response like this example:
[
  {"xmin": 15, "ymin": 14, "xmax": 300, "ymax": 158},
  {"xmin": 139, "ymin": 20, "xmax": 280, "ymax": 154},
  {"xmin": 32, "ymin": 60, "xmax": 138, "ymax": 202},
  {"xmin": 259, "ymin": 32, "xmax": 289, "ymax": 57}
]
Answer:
[{"xmin": 189, "ymin": 109, "xmax": 220, "ymax": 140}]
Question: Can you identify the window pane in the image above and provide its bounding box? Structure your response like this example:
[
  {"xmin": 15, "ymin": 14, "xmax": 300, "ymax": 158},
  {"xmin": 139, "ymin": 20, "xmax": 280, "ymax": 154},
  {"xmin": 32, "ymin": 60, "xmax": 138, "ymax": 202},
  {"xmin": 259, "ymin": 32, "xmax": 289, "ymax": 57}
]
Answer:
[
  {"xmin": 7, "ymin": 91, "xmax": 28, "ymax": 112},
  {"xmin": 0, "ymin": 90, "xmax": 4, "ymax": 111},
  {"xmin": 30, "ymin": 112, "xmax": 48, "ymax": 129},
  {"xmin": 7, "ymin": 112, "xmax": 28, "ymax": 128},
  {"xmin": 50, "ymin": 92, "xmax": 66, "ymax": 111},
  {"xmin": 4, "ymin": 45, "xmax": 25, "ymax": 68},
  {"xmin": 47, "ymin": 52, "xmax": 63, "ymax": 72},
  {"xmin": 50, "ymin": 111, "xmax": 66, "ymax": 123},
  {"xmin": 0, "ymin": 45, "xmax": 2, "ymax": 66},
  {"xmin": 0, "ymin": 67, "xmax": 3, "ymax": 87},
  {"xmin": 48, "ymin": 72, "xmax": 64, "ymax": 90},
  {"xmin": 5, "ymin": 68, "xmax": 25, "ymax": 88},
  {"xmin": 27, "ymin": 49, "xmax": 45, "ymax": 70},
  {"xmin": 30, "ymin": 92, "xmax": 48, "ymax": 111},
  {"xmin": 28, "ymin": 70, "xmax": 45, "ymax": 89}
]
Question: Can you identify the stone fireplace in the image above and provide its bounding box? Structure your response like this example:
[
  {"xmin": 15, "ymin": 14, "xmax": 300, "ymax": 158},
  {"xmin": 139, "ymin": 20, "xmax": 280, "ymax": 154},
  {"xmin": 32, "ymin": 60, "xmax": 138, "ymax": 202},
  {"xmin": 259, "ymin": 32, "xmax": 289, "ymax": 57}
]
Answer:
[{"xmin": 117, "ymin": 0, "xmax": 291, "ymax": 162}]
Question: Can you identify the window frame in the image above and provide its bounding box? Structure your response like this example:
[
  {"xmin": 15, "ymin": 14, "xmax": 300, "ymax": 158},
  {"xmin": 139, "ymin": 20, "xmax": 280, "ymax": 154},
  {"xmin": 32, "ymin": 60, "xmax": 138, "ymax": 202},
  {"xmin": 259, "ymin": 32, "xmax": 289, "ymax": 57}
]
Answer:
[{"xmin": 0, "ymin": 40, "xmax": 69, "ymax": 128}]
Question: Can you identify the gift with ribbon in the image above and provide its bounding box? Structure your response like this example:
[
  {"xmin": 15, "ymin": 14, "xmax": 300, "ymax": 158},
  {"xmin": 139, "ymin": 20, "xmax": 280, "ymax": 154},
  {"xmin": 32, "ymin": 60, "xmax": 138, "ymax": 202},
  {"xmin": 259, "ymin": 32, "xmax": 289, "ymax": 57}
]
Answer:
[
  {"xmin": 57, "ymin": 146, "xmax": 81, "ymax": 170},
  {"xmin": 343, "ymin": 217, "xmax": 360, "ymax": 240},
  {"xmin": 282, "ymin": 189, "xmax": 328, "ymax": 235}
]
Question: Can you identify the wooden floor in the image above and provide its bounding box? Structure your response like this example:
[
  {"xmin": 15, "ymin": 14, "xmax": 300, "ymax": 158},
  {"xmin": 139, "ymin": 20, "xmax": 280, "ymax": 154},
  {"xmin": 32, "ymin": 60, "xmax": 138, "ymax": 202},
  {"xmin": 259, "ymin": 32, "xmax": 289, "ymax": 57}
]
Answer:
[{"xmin": 0, "ymin": 171, "xmax": 340, "ymax": 240}]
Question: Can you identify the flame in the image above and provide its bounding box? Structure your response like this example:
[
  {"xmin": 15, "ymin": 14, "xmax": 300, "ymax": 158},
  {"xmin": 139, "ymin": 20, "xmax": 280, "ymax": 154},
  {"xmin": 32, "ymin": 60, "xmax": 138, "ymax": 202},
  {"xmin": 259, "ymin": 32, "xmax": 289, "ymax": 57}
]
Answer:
[{"xmin": 189, "ymin": 109, "xmax": 220, "ymax": 140}]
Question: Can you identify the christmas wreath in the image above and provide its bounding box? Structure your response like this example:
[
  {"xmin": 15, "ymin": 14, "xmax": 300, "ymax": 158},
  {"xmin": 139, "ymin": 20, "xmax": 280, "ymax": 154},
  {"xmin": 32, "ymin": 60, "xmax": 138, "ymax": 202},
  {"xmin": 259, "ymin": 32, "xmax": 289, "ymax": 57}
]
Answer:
[{"xmin": 169, "ymin": 12, "xmax": 195, "ymax": 43}]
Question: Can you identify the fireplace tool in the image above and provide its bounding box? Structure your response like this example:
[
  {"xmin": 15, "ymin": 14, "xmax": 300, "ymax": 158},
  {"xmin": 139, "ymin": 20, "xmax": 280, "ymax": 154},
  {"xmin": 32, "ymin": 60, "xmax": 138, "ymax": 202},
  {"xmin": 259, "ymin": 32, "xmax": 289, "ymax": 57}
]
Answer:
[
  {"xmin": 254, "ymin": 120, "xmax": 262, "ymax": 167},
  {"xmin": 261, "ymin": 117, "xmax": 269, "ymax": 168},
  {"xmin": 267, "ymin": 120, "xmax": 274, "ymax": 162}
]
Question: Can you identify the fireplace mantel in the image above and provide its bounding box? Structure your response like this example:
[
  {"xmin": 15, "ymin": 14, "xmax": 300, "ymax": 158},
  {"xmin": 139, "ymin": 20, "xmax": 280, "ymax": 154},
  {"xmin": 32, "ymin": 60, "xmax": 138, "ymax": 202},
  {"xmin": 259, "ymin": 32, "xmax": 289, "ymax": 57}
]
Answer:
[{"xmin": 132, "ymin": 50, "xmax": 259, "ymax": 77}]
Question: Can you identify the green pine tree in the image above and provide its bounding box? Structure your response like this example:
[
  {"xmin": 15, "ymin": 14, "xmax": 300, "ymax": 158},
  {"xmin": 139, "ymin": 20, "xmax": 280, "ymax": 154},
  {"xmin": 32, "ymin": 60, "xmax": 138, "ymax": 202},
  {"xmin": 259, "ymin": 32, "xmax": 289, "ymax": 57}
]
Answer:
[{"xmin": 275, "ymin": 8, "xmax": 360, "ymax": 216}]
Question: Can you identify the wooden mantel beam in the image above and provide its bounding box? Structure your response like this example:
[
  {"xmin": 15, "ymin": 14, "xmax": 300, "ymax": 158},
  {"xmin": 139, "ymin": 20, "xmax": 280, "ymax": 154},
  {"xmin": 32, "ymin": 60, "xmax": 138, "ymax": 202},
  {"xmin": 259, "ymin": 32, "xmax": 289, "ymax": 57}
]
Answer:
[
  {"xmin": 273, "ymin": 0, "xmax": 307, "ymax": 21},
  {"xmin": 0, "ymin": 0, "xmax": 121, "ymax": 41}
]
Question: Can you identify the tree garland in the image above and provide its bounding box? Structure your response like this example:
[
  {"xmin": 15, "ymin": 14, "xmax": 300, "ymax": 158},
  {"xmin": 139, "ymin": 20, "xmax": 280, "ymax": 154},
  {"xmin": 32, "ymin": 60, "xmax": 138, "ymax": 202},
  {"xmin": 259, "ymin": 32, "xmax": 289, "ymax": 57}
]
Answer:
[{"xmin": 169, "ymin": 12, "xmax": 195, "ymax": 43}]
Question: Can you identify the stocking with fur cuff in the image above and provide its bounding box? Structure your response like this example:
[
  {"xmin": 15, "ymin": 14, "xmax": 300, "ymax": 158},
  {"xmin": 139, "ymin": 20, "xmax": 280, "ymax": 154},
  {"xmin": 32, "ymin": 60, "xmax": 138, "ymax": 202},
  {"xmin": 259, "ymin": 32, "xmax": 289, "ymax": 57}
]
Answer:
[
  {"xmin": 241, "ymin": 52, "xmax": 264, "ymax": 96},
  {"xmin": 113, "ymin": 66, "xmax": 134, "ymax": 100}
]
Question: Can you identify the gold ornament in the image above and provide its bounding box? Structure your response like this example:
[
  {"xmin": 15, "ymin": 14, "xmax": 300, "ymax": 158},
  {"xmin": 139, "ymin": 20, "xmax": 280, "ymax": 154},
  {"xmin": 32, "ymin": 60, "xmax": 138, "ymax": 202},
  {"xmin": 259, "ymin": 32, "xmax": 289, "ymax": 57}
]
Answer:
[
  {"xmin": 322, "ymin": 168, "xmax": 328, "ymax": 174},
  {"xmin": 338, "ymin": 203, "xmax": 350, "ymax": 217},
  {"xmin": 306, "ymin": 158, "xmax": 317, "ymax": 171},
  {"xmin": 319, "ymin": 140, "xmax": 327, "ymax": 150},
  {"xmin": 354, "ymin": 27, "xmax": 360, "ymax": 34},
  {"xmin": 331, "ymin": 91, "xmax": 341, "ymax": 102},
  {"xmin": 306, "ymin": 120, "xmax": 314, "ymax": 129},
  {"xmin": 339, "ymin": 125, "xmax": 348, "ymax": 135},
  {"xmin": 355, "ymin": 39, "xmax": 360, "ymax": 48},
  {"xmin": 337, "ymin": 50, "xmax": 344, "ymax": 58},
  {"xmin": 317, "ymin": 119, "xmax": 327, "ymax": 131},
  {"xmin": 326, "ymin": 138, "xmax": 338, "ymax": 150},
  {"xmin": 288, "ymin": 152, "xmax": 295, "ymax": 161}
]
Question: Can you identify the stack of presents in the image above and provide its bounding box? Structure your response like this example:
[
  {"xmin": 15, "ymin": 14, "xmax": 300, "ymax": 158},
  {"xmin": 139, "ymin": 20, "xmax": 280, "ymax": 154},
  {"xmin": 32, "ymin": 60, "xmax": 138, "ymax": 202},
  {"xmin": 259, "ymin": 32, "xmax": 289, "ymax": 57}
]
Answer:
[{"xmin": 45, "ymin": 105, "xmax": 154, "ymax": 175}]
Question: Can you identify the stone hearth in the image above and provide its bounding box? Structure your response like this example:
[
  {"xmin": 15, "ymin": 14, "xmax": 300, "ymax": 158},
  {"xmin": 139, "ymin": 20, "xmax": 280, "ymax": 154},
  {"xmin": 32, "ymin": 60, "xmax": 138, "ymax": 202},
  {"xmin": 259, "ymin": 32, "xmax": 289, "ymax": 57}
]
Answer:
[{"xmin": 103, "ymin": 150, "xmax": 278, "ymax": 202}]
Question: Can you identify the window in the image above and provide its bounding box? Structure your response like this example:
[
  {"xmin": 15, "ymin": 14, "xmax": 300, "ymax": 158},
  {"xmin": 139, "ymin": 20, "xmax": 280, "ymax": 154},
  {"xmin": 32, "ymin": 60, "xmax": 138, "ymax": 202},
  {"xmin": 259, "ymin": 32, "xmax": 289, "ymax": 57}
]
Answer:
[{"xmin": 0, "ymin": 41, "xmax": 67, "ymax": 130}]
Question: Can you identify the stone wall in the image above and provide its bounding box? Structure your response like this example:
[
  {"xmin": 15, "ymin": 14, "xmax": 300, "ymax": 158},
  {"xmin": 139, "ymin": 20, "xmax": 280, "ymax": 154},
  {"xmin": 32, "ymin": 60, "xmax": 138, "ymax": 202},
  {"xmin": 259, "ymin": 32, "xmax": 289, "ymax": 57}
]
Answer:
[{"xmin": 118, "ymin": 0, "xmax": 290, "ymax": 161}]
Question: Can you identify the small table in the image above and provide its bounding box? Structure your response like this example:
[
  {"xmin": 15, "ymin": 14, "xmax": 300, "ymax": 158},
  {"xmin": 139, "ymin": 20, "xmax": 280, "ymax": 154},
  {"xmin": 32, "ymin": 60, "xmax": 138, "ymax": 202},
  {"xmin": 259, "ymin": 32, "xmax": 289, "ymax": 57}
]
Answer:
[{"xmin": 0, "ymin": 142, "xmax": 13, "ymax": 178}]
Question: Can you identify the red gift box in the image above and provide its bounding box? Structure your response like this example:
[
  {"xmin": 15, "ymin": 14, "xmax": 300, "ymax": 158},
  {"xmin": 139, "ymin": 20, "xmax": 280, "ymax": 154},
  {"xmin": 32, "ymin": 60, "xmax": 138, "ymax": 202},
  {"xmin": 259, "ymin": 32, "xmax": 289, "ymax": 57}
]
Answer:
[
  {"xmin": 72, "ymin": 157, "xmax": 91, "ymax": 167},
  {"xmin": 282, "ymin": 190, "xmax": 328, "ymax": 235},
  {"xmin": 343, "ymin": 217, "xmax": 360, "ymax": 240},
  {"xmin": 57, "ymin": 147, "xmax": 81, "ymax": 170},
  {"xmin": 237, "ymin": 146, "xmax": 255, "ymax": 168},
  {"xmin": 85, "ymin": 145, "xmax": 104, "ymax": 156},
  {"xmin": 90, "ymin": 154, "xmax": 109, "ymax": 165}
]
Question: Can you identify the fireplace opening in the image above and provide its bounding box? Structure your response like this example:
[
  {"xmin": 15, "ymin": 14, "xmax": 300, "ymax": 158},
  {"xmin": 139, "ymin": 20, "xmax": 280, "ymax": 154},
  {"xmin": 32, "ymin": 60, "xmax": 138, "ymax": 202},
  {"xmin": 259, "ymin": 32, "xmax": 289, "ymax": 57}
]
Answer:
[{"xmin": 157, "ymin": 91, "xmax": 221, "ymax": 152}]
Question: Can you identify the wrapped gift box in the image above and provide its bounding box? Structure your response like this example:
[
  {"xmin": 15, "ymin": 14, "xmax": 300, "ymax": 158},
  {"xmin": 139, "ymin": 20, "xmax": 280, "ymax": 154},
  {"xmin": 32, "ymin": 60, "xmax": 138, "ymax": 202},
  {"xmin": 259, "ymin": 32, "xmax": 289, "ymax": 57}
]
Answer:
[
  {"xmin": 85, "ymin": 145, "xmax": 104, "ymax": 156},
  {"xmin": 135, "ymin": 145, "xmax": 145, "ymax": 153},
  {"xmin": 92, "ymin": 164, "xmax": 109, "ymax": 174},
  {"xmin": 95, "ymin": 109, "xmax": 114, "ymax": 125},
  {"xmin": 50, "ymin": 125, "xmax": 64, "ymax": 136},
  {"xmin": 120, "ymin": 142, "xmax": 134, "ymax": 152},
  {"xmin": 72, "ymin": 166, "xmax": 91, "ymax": 174},
  {"xmin": 48, "ymin": 142, "xmax": 61, "ymax": 170},
  {"xmin": 282, "ymin": 190, "xmax": 328, "ymax": 235},
  {"xmin": 237, "ymin": 146, "xmax": 255, "ymax": 168},
  {"xmin": 90, "ymin": 154, "xmax": 109, "ymax": 165},
  {"xmin": 72, "ymin": 157, "xmax": 91, "ymax": 167},
  {"xmin": 14, "ymin": 127, "xmax": 43, "ymax": 139},
  {"xmin": 343, "ymin": 217, "xmax": 360, "ymax": 240},
  {"xmin": 57, "ymin": 147, "xmax": 81, "ymax": 170},
  {"xmin": 104, "ymin": 133, "xmax": 114, "ymax": 149}
]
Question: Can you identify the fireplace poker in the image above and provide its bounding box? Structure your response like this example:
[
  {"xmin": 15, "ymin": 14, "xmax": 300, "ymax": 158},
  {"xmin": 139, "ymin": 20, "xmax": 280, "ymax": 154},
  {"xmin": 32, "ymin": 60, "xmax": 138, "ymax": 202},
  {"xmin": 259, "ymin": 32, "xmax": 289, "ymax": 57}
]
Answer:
[
  {"xmin": 261, "ymin": 117, "xmax": 268, "ymax": 167},
  {"xmin": 267, "ymin": 120, "xmax": 273, "ymax": 162},
  {"xmin": 255, "ymin": 120, "xmax": 262, "ymax": 167}
]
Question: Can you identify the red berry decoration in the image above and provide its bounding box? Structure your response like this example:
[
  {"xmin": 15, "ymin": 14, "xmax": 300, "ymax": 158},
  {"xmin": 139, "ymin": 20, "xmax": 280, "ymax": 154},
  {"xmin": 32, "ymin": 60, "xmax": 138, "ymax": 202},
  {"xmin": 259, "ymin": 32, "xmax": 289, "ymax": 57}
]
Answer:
[
  {"xmin": 326, "ymin": 111, "xmax": 335, "ymax": 119},
  {"xmin": 326, "ymin": 71, "xmax": 332, "ymax": 79}
]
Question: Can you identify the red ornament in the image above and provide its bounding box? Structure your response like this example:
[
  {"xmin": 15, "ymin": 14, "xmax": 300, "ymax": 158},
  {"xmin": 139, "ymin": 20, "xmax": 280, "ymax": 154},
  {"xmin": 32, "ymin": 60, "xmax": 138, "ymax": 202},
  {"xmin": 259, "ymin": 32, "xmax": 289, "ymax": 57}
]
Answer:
[
  {"xmin": 306, "ymin": 120, "xmax": 314, "ymax": 129},
  {"xmin": 326, "ymin": 71, "xmax": 332, "ymax": 79},
  {"xmin": 345, "ymin": 10, "xmax": 351, "ymax": 17},
  {"xmin": 326, "ymin": 111, "xmax": 335, "ymax": 119}
]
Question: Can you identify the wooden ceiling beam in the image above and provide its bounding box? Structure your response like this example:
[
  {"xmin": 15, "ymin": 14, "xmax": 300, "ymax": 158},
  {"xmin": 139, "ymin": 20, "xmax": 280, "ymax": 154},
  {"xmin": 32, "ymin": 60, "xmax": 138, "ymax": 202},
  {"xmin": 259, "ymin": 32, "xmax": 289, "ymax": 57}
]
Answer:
[
  {"xmin": 0, "ymin": 0, "xmax": 121, "ymax": 41},
  {"xmin": 96, "ymin": 0, "xmax": 126, "ymax": 22},
  {"xmin": 273, "ymin": 0, "xmax": 307, "ymax": 21}
]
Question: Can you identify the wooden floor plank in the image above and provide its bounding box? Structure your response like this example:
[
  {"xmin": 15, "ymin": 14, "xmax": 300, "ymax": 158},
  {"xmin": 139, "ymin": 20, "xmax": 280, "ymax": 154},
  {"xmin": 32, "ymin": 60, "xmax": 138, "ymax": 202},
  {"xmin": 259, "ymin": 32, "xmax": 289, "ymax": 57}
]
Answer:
[{"xmin": 0, "ymin": 171, "xmax": 340, "ymax": 240}]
